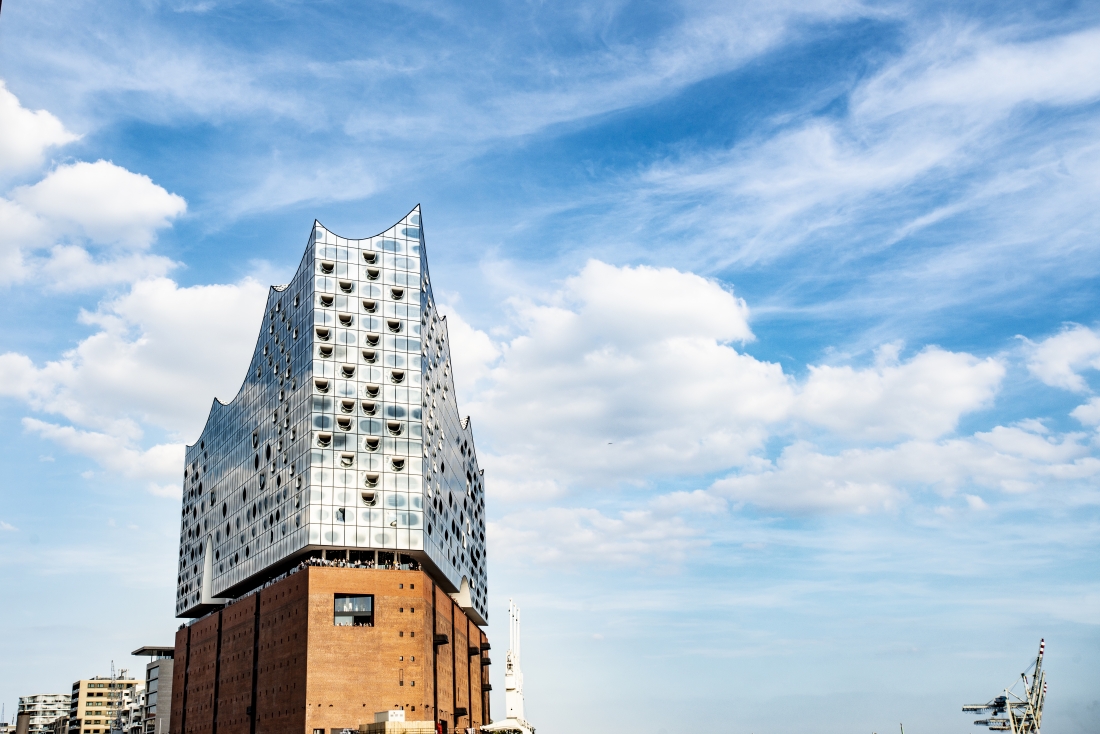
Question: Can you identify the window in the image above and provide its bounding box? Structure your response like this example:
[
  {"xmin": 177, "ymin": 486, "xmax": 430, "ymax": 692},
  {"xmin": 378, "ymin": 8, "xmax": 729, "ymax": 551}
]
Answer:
[{"xmin": 334, "ymin": 594, "xmax": 373, "ymax": 626}]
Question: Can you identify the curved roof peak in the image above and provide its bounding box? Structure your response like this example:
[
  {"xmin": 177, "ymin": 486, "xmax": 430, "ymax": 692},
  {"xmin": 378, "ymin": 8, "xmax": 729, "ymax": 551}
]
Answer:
[{"xmin": 313, "ymin": 204, "xmax": 422, "ymax": 242}]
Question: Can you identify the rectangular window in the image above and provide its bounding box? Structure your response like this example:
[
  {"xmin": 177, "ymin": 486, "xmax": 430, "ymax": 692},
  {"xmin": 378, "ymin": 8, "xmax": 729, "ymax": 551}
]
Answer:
[{"xmin": 333, "ymin": 594, "xmax": 373, "ymax": 626}]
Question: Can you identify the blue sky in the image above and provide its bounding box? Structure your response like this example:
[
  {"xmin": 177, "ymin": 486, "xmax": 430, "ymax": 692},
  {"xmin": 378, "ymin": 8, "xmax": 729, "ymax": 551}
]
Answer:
[{"xmin": 1, "ymin": 0, "xmax": 1099, "ymax": 732}]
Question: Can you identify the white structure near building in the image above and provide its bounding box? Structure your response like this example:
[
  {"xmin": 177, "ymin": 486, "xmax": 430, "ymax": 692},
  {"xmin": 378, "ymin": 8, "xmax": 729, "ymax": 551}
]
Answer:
[
  {"xmin": 481, "ymin": 601, "xmax": 534, "ymax": 734},
  {"xmin": 17, "ymin": 694, "xmax": 70, "ymax": 734},
  {"xmin": 175, "ymin": 206, "xmax": 488, "ymax": 627}
]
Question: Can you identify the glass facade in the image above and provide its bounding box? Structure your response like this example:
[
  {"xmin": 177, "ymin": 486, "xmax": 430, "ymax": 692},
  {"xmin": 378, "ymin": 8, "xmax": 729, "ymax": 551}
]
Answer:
[{"xmin": 176, "ymin": 206, "xmax": 488, "ymax": 621}]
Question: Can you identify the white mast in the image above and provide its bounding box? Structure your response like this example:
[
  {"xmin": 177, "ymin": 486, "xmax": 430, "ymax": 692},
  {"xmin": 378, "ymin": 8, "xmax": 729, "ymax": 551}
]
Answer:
[
  {"xmin": 482, "ymin": 599, "xmax": 534, "ymax": 734},
  {"xmin": 504, "ymin": 600, "xmax": 524, "ymax": 721}
]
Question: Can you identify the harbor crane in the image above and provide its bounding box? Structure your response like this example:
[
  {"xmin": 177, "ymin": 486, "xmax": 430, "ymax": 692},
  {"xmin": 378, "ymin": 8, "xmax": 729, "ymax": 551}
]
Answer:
[{"xmin": 962, "ymin": 639, "xmax": 1047, "ymax": 734}]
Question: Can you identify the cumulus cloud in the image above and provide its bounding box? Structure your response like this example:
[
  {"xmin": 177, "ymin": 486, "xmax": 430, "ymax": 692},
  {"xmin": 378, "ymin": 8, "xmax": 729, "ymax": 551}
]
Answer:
[
  {"xmin": 712, "ymin": 424, "xmax": 1100, "ymax": 512},
  {"xmin": 1022, "ymin": 324, "xmax": 1100, "ymax": 392},
  {"xmin": 1, "ymin": 277, "xmax": 269, "ymax": 432},
  {"xmin": 438, "ymin": 305, "xmax": 501, "ymax": 395},
  {"xmin": 651, "ymin": 489, "xmax": 728, "ymax": 515},
  {"xmin": 1071, "ymin": 397, "xmax": 1100, "ymax": 426},
  {"xmin": 447, "ymin": 260, "xmax": 1016, "ymax": 514},
  {"xmin": 3, "ymin": 251, "xmax": 1089, "ymax": 524},
  {"xmin": 467, "ymin": 260, "xmax": 791, "ymax": 498},
  {"xmin": 0, "ymin": 82, "xmax": 186, "ymax": 288},
  {"xmin": 964, "ymin": 494, "xmax": 988, "ymax": 510},
  {"xmin": 797, "ymin": 342, "xmax": 1004, "ymax": 440},
  {"xmin": 0, "ymin": 276, "xmax": 270, "ymax": 484},
  {"xmin": 22, "ymin": 418, "xmax": 184, "ymax": 483},
  {"xmin": 489, "ymin": 504, "xmax": 707, "ymax": 567},
  {"xmin": 13, "ymin": 160, "xmax": 186, "ymax": 247},
  {"xmin": 0, "ymin": 80, "xmax": 80, "ymax": 176}
]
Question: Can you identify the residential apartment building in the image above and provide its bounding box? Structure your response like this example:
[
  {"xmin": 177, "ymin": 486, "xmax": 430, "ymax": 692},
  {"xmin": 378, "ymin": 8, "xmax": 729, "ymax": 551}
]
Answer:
[
  {"xmin": 67, "ymin": 678, "xmax": 141, "ymax": 734},
  {"xmin": 16, "ymin": 694, "xmax": 70, "ymax": 734},
  {"xmin": 108, "ymin": 689, "xmax": 143, "ymax": 734}
]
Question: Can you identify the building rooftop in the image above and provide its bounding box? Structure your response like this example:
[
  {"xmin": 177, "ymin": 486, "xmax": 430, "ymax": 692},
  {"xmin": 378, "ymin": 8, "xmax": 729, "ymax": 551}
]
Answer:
[{"xmin": 131, "ymin": 646, "xmax": 175, "ymax": 658}]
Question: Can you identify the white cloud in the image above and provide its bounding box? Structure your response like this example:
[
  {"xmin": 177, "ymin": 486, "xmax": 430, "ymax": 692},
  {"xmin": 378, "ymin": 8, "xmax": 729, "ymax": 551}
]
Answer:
[
  {"xmin": 853, "ymin": 26, "xmax": 1100, "ymax": 121},
  {"xmin": 3, "ymin": 276, "xmax": 270, "ymax": 433},
  {"xmin": 964, "ymin": 494, "xmax": 988, "ymax": 510},
  {"xmin": 36, "ymin": 244, "xmax": 178, "ymax": 290},
  {"xmin": 712, "ymin": 424, "xmax": 1100, "ymax": 513},
  {"xmin": 13, "ymin": 160, "xmax": 186, "ymax": 247},
  {"xmin": 467, "ymin": 260, "xmax": 791, "ymax": 498},
  {"xmin": 23, "ymin": 418, "xmax": 183, "ymax": 482},
  {"xmin": 147, "ymin": 483, "xmax": 184, "ymax": 499},
  {"xmin": 713, "ymin": 442, "xmax": 906, "ymax": 513},
  {"xmin": 0, "ymin": 521, "xmax": 17, "ymax": 531},
  {"xmin": 797, "ymin": 343, "xmax": 1004, "ymax": 440},
  {"xmin": 4, "ymin": 252, "xmax": 1091, "ymax": 525},
  {"xmin": 0, "ymin": 276, "xmax": 270, "ymax": 483},
  {"xmin": 651, "ymin": 489, "xmax": 728, "ymax": 515},
  {"xmin": 0, "ymin": 197, "xmax": 46, "ymax": 280},
  {"xmin": 438, "ymin": 305, "xmax": 501, "ymax": 395},
  {"xmin": 488, "ymin": 504, "xmax": 707, "ymax": 567},
  {"xmin": 0, "ymin": 83, "xmax": 187, "ymax": 289},
  {"xmin": 0, "ymin": 80, "xmax": 80, "ymax": 176},
  {"xmin": 1022, "ymin": 324, "xmax": 1100, "ymax": 392},
  {"xmin": 440, "ymin": 260, "xmax": 1023, "ymax": 514},
  {"xmin": 1071, "ymin": 397, "xmax": 1100, "ymax": 426},
  {"xmin": 577, "ymin": 23, "xmax": 1100, "ymax": 329}
]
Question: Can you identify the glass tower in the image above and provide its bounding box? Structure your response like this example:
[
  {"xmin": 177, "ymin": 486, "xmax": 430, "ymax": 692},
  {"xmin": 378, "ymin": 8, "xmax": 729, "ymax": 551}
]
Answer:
[{"xmin": 175, "ymin": 206, "xmax": 488, "ymax": 623}]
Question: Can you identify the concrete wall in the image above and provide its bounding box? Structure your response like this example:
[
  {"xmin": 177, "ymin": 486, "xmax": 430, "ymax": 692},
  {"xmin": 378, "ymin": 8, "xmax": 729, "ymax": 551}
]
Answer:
[{"xmin": 146, "ymin": 658, "xmax": 174, "ymax": 734}]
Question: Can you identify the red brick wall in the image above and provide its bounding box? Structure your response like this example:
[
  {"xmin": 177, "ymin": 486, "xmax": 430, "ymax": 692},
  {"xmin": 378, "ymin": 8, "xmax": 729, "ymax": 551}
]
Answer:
[
  {"xmin": 171, "ymin": 626, "xmax": 189, "ymax": 734},
  {"xmin": 180, "ymin": 613, "xmax": 220, "ymax": 734},
  {"xmin": 255, "ymin": 581, "xmax": 308, "ymax": 734},
  {"xmin": 172, "ymin": 567, "xmax": 490, "ymax": 734},
  {"xmin": 216, "ymin": 595, "xmax": 260, "ymax": 734}
]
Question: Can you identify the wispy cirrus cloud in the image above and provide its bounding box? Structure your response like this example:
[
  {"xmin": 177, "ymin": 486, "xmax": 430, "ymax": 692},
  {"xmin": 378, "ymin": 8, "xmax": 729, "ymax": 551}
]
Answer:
[{"xmin": 493, "ymin": 22, "xmax": 1100, "ymax": 355}]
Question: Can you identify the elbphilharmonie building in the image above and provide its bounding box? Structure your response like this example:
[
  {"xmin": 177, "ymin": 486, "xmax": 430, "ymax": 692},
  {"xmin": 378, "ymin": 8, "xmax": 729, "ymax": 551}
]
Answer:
[{"xmin": 175, "ymin": 205, "xmax": 488, "ymax": 624}]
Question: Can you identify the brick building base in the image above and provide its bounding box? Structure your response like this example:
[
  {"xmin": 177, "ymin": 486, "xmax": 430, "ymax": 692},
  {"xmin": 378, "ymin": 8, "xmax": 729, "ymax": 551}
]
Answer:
[{"xmin": 170, "ymin": 566, "xmax": 490, "ymax": 734}]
